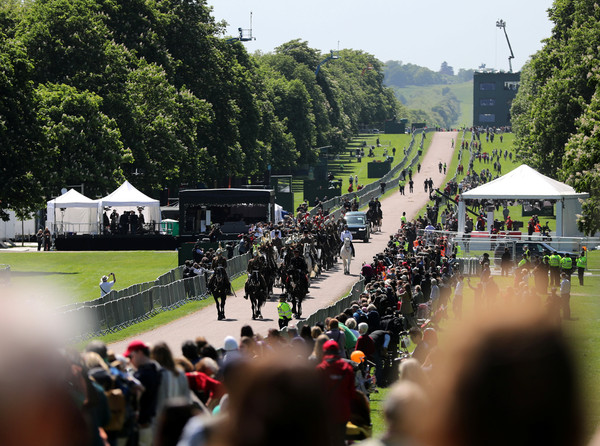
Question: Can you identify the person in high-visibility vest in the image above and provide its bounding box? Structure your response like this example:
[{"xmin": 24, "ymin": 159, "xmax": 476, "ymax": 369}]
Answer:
[
  {"xmin": 548, "ymin": 252, "xmax": 562, "ymax": 287},
  {"xmin": 401, "ymin": 211, "xmax": 407, "ymax": 225},
  {"xmin": 398, "ymin": 179, "xmax": 406, "ymax": 195},
  {"xmin": 277, "ymin": 295, "xmax": 292, "ymax": 329},
  {"xmin": 576, "ymin": 250, "xmax": 587, "ymax": 286},
  {"xmin": 561, "ymin": 254, "xmax": 573, "ymax": 278}
]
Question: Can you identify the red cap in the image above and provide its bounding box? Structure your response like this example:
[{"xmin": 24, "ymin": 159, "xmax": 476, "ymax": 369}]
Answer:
[
  {"xmin": 124, "ymin": 340, "xmax": 148, "ymax": 357},
  {"xmin": 323, "ymin": 340, "xmax": 340, "ymax": 355}
]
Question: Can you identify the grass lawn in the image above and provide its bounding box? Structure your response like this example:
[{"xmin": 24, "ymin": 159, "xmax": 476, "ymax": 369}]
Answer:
[
  {"xmin": 0, "ymin": 251, "xmax": 177, "ymax": 305},
  {"xmin": 294, "ymin": 133, "xmax": 416, "ymax": 210}
]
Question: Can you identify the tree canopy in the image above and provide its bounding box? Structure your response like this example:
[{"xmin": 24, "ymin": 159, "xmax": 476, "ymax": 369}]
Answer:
[
  {"xmin": 0, "ymin": 0, "xmax": 404, "ymax": 219},
  {"xmin": 511, "ymin": 0, "xmax": 600, "ymax": 235}
]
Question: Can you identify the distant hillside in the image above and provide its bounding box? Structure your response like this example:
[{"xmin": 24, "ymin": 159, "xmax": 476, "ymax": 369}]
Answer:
[
  {"xmin": 383, "ymin": 60, "xmax": 474, "ymax": 127},
  {"xmin": 390, "ymin": 81, "xmax": 473, "ymax": 128}
]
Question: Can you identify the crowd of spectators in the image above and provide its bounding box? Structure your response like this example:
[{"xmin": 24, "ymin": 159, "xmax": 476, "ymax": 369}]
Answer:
[{"xmin": 4, "ymin": 212, "xmax": 586, "ymax": 446}]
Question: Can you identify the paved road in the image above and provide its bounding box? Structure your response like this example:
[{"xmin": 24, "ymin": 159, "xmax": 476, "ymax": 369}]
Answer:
[{"xmin": 109, "ymin": 132, "xmax": 457, "ymax": 354}]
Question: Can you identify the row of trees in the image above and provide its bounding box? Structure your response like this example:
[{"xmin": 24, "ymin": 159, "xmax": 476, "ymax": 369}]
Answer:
[
  {"xmin": 383, "ymin": 60, "xmax": 474, "ymax": 87},
  {"xmin": 511, "ymin": 0, "xmax": 600, "ymax": 235},
  {"xmin": 0, "ymin": 0, "xmax": 403, "ymax": 219}
]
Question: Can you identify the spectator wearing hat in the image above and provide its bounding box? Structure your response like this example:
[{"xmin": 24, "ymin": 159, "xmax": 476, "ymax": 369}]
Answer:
[
  {"xmin": 356, "ymin": 322, "xmax": 376, "ymax": 362},
  {"xmin": 316, "ymin": 340, "xmax": 356, "ymax": 446},
  {"xmin": 221, "ymin": 336, "xmax": 242, "ymax": 367},
  {"xmin": 124, "ymin": 340, "xmax": 162, "ymax": 446},
  {"xmin": 100, "ymin": 272, "xmax": 116, "ymax": 297}
]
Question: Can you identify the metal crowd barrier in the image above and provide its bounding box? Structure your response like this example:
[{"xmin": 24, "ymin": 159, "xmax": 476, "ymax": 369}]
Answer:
[
  {"xmin": 456, "ymin": 257, "xmax": 482, "ymax": 276},
  {"xmin": 296, "ymin": 277, "xmax": 366, "ymax": 332},
  {"xmin": 56, "ymin": 251, "xmax": 252, "ymax": 341}
]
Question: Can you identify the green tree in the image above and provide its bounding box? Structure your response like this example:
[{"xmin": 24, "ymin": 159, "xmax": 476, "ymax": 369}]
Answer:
[
  {"xmin": 511, "ymin": 0, "xmax": 600, "ymax": 234},
  {"xmin": 0, "ymin": 20, "xmax": 44, "ymax": 220},
  {"xmin": 35, "ymin": 83, "xmax": 125, "ymax": 197},
  {"xmin": 562, "ymin": 84, "xmax": 600, "ymax": 235}
]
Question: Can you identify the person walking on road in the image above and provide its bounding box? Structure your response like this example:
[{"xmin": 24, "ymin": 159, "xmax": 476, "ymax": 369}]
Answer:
[
  {"xmin": 398, "ymin": 179, "xmax": 406, "ymax": 195},
  {"xmin": 277, "ymin": 295, "xmax": 292, "ymax": 329}
]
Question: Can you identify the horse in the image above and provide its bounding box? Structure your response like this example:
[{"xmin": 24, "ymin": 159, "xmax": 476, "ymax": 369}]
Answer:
[
  {"xmin": 303, "ymin": 243, "xmax": 314, "ymax": 280},
  {"xmin": 286, "ymin": 268, "xmax": 308, "ymax": 319},
  {"xmin": 207, "ymin": 266, "xmax": 230, "ymax": 320},
  {"xmin": 263, "ymin": 245, "xmax": 280, "ymax": 297},
  {"xmin": 245, "ymin": 269, "xmax": 267, "ymax": 319},
  {"xmin": 340, "ymin": 237, "xmax": 352, "ymax": 275}
]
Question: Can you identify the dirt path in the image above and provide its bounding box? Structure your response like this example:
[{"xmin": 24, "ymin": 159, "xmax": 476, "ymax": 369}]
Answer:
[{"xmin": 109, "ymin": 132, "xmax": 457, "ymax": 354}]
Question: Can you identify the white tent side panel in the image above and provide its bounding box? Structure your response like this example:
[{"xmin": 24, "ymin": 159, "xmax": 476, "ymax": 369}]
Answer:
[
  {"xmin": 46, "ymin": 189, "xmax": 99, "ymax": 235},
  {"xmin": 0, "ymin": 211, "xmax": 36, "ymax": 240},
  {"xmin": 48, "ymin": 207, "xmax": 99, "ymax": 235}
]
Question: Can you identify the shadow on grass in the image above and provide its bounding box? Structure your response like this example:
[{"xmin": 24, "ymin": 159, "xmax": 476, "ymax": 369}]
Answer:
[{"xmin": 11, "ymin": 271, "xmax": 80, "ymax": 276}]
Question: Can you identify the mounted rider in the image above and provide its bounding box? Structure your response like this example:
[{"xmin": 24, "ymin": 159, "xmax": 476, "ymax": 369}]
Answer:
[
  {"xmin": 246, "ymin": 249, "xmax": 267, "ymax": 296},
  {"xmin": 211, "ymin": 247, "xmax": 228, "ymax": 270},
  {"xmin": 290, "ymin": 248, "xmax": 309, "ymax": 276},
  {"xmin": 340, "ymin": 224, "xmax": 355, "ymax": 258}
]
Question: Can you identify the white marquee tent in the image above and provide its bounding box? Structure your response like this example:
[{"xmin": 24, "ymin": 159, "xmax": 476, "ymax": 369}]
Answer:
[
  {"xmin": 47, "ymin": 189, "xmax": 99, "ymax": 234},
  {"xmin": 458, "ymin": 165, "xmax": 589, "ymax": 237},
  {"xmin": 98, "ymin": 181, "xmax": 161, "ymax": 228}
]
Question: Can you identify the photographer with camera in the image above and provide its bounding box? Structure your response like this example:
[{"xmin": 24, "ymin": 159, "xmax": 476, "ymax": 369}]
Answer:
[{"xmin": 100, "ymin": 272, "xmax": 116, "ymax": 297}]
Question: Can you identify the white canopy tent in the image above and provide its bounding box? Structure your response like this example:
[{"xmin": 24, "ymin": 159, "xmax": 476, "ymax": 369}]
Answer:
[
  {"xmin": 458, "ymin": 165, "xmax": 589, "ymax": 237},
  {"xmin": 98, "ymin": 180, "xmax": 161, "ymax": 229},
  {"xmin": 47, "ymin": 189, "xmax": 99, "ymax": 235}
]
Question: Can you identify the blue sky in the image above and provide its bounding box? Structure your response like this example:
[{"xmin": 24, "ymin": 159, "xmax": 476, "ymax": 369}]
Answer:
[{"xmin": 208, "ymin": 0, "xmax": 554, "ymax": 72}]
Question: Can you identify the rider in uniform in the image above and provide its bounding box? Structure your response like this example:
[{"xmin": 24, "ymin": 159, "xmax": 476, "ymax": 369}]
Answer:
[
  {"xmin": 211, "ymin": 248, "xmax": 228, "ymax": 270},
  {"xmin": 288, "ymin": 248, "xmax": 309, "ymax": 294},
  {"xmin": 246, "ymin": 250, "xmax": 267, "ymax": 298},
  {"xmin": 299, "ymin": 228, "xmax": 313, "ymax": 245},
  {"xmin": 340, "ymin": 224, "xmax": 355, "ymax": 257},
  {"xmin": 290, "ymin": 248, "xmax": 309, "ymax": 274}
]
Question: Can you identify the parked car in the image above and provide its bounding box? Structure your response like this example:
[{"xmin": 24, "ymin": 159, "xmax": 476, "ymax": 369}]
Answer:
[
  {"xmin": 492, "ymin": 241, "xmax": 573, "ymax": 269},
  {"xmin": 343, "ymin": 211, "xmax": 370, "ymax": 242}
]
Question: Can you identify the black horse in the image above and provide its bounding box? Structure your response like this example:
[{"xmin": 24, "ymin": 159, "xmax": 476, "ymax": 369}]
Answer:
[
  {"xmin": 286, "ymin": 268, "xmax": 308, "ymax": 319},
  {"xmin": 245, "ymin": 270, "xmax": 267, "ymax": 319},
  {"xmin": 207, "ymin": 266, "xmax": 230, "ymax": 320}
]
